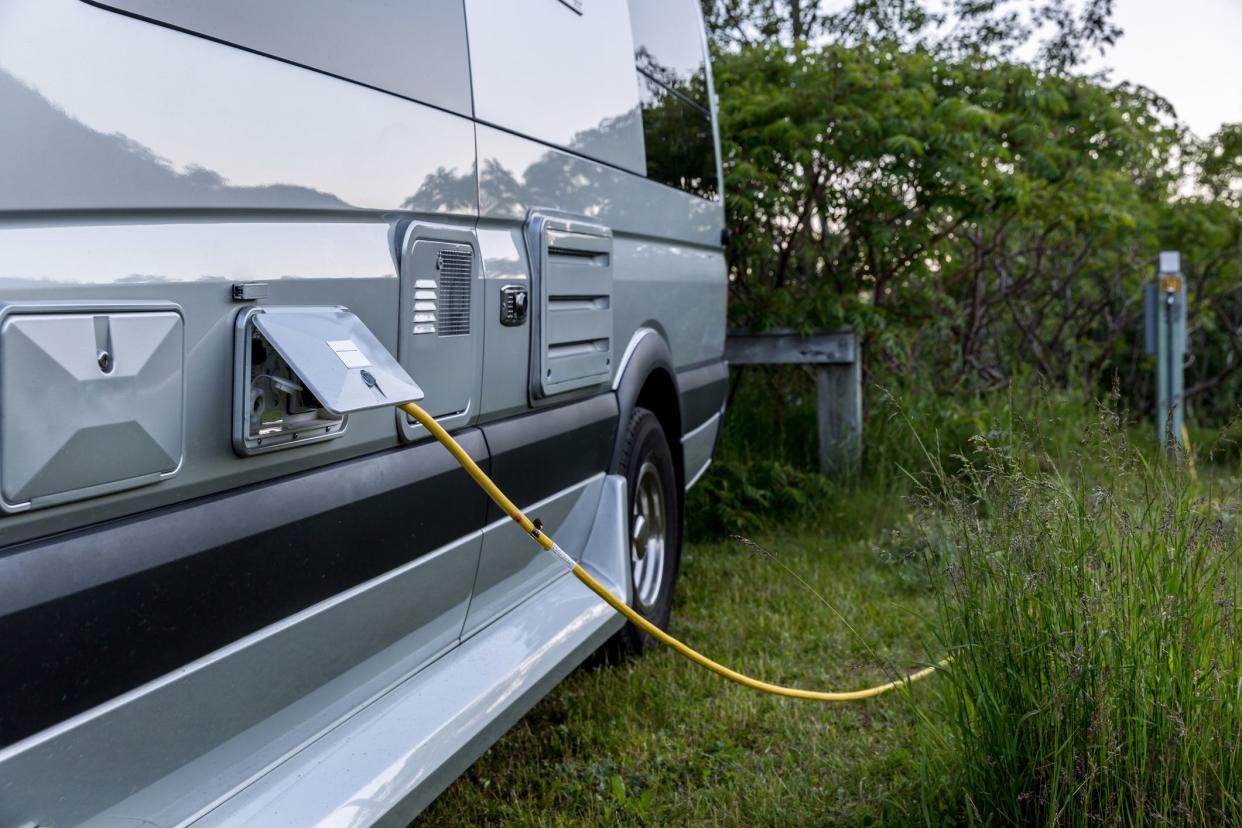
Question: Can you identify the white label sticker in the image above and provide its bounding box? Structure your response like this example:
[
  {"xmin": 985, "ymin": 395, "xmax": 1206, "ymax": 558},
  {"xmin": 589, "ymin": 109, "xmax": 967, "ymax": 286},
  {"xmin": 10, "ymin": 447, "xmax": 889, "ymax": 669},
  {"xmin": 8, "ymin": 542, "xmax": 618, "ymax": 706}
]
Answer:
[
  {"xmin": 327, "ymin": 339, "xmax": 359, "ymax": 353},
  {"xmin": 335, "ymin": 349, "xmax": 372, "ymax": 368}
]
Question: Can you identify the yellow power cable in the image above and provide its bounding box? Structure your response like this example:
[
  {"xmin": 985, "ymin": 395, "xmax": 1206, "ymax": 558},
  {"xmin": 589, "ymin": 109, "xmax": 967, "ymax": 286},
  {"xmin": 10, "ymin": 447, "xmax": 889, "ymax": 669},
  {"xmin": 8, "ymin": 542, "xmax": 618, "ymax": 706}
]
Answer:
[{"xmin": 401, "ymin": 401, "xmax": 948, "ymax": 702}]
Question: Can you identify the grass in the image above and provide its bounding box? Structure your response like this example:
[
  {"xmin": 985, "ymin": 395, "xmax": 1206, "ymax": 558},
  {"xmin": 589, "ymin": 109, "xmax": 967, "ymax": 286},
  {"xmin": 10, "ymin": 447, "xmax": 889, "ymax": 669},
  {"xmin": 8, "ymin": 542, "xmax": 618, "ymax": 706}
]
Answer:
[
  {"xmin": 918, "ymin": 405, "xmax": 1242, "ymax": 824},
  {"xmin": 423, "ymin": 380, "xmax": 1241, "ymax": 825},
  {"xmin": 421, "ymin": 491, "xmax": 947, "ymax": 825}
]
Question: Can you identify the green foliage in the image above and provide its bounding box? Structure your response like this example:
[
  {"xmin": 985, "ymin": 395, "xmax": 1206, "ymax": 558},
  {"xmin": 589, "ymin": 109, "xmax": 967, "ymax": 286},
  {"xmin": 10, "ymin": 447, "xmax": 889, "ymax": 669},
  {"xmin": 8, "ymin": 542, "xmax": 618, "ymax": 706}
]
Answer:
[
  {"xmin": 688, "ymin": 457, "xmax": 834, "ymax": 536},
  {"xmin": 702, "ymin": 0, "xmax": 1121, "ymax": 71},
  {"xmin": 688, "ymin": 364, "xmax": 1100, "ymax": 537}
]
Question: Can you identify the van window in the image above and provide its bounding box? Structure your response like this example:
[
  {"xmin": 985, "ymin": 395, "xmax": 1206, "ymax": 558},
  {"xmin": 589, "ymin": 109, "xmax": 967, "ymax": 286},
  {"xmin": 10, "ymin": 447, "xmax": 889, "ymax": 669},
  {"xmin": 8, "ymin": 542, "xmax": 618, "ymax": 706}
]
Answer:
[
  {"xmin": 637, "ymin": 72, "xmax": 717, "ymax": 200},
  {"xmin": 628, "ymin": 0, "xmax": 709, "ymax": 108},
  {"xmin": 628, "ymin": 0, "xmax": 718, "ymax": 199},
  {"xmin": 90, "ymin": 0, "xmax": 473, "ymax": 117},
  {"xmin": 464, "ymin": 0, "xmax": 646, "ymax": 176}
]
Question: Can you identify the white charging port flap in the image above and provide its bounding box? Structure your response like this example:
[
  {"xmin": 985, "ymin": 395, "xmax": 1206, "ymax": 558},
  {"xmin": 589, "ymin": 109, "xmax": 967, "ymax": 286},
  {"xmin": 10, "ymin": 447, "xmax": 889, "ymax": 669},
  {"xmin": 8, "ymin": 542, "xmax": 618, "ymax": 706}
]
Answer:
[{"xmin": 249, "ymin": 306, "xmax": 424, "ymax": 414}]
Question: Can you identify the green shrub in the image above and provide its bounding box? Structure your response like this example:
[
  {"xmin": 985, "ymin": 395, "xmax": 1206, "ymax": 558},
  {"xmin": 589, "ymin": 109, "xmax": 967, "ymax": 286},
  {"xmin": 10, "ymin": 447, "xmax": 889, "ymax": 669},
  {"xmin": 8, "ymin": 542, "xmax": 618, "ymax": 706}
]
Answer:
[
  {"xmin": 689, "ymin": 366, "xmax": 1104, "ymax": 537},
  {"xmin": 687, "ymin": 457, "xmax": 834, "ymax": 536}
]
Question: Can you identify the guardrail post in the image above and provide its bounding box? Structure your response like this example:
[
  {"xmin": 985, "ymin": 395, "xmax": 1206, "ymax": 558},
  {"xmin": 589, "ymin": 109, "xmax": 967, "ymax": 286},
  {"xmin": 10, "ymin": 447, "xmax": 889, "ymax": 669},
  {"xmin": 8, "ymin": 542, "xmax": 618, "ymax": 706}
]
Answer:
[
  {"xmin": 725, "ymin": 329, "xmax": 861, "ymax": 477},
  {"xmin": 815, "ymin": 345, "xmax": 861, "ymax": 476}
]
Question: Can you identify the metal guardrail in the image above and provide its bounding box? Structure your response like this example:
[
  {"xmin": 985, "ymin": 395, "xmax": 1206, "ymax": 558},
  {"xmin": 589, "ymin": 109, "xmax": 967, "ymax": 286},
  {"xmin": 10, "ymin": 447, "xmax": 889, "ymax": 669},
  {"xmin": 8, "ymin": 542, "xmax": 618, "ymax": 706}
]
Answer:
[{"xmin": 725, "ymin": 329, "xmax": 861, "ymax": 475}]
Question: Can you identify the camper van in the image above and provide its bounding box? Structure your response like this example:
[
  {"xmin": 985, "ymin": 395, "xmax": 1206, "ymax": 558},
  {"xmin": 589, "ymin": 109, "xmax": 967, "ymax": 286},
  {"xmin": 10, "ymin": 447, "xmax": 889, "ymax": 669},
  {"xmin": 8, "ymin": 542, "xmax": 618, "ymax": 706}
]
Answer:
[{"xmin": 0, "ymin": 0, "xmax": 726, "ymax": 823}]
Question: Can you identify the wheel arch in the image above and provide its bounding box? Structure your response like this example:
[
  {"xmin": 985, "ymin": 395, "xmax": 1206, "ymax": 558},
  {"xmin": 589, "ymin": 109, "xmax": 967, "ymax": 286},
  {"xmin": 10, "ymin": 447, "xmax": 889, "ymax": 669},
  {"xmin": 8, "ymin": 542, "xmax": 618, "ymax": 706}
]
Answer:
[{"xmin": 611, "ymin": 328, "xmax": 683, "ymax": 493}]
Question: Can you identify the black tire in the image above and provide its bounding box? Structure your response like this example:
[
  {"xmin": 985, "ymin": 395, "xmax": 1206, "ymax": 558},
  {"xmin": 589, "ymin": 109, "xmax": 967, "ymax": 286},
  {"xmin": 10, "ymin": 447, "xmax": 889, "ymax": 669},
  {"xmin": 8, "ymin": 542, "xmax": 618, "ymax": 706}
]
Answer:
[{"xmin": 610, "ymin": 406, "xmax": 682, "ymax": 656}]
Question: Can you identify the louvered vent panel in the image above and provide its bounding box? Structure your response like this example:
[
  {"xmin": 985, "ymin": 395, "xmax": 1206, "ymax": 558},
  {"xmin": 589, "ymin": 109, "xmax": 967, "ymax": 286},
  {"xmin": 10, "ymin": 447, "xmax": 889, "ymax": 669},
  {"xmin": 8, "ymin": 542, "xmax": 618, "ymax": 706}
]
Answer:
[
  {"xmin": 436, "ymin": 248, "xmax": 472, "ymax": 337},
  {"xmin": 532, "ymin": 218, "xmax": 613, "ymax": 397}
]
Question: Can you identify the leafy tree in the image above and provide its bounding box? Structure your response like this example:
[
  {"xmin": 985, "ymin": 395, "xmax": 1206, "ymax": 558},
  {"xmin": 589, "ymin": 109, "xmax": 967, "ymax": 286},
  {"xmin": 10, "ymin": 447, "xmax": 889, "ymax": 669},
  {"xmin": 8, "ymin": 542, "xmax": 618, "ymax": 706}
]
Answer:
[
  {"xmin": 708, "ymin": 5, "xmax": 1241, "ymax": 419},
  {"xmin": 702, "ymin": 0, "xmax": 1121, "ymax": 70}
]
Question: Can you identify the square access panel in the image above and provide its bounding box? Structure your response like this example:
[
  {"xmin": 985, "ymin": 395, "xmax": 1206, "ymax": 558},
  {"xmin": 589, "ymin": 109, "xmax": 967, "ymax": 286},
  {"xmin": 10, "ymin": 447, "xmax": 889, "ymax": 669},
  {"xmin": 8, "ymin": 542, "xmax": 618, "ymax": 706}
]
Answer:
[
  {"xmin": 0, "ymin": 302, "xmax": 185, "ymax": 514},
  {"xmin": 394, "ymin": 223, "xmax": 483, "ymax": 442}
]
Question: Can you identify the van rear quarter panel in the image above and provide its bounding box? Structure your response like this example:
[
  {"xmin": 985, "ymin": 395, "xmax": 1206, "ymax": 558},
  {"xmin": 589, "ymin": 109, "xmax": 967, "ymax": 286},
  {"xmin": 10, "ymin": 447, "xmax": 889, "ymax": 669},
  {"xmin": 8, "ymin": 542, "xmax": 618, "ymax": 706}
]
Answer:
[
  {"xmin": 475, "ymin": 125, "xmax": 726, "ymax": 381},
  {"xmin": 464, "ymin": 0, "xmax": 646, "ymax": 175}
]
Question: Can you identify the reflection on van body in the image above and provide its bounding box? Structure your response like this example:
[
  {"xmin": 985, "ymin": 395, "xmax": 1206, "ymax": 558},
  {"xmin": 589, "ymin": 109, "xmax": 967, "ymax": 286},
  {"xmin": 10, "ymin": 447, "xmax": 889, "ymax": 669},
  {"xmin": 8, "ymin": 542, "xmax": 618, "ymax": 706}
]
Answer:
[{"xmin": 0, "ymin": 0, "xmax": 727, "ymax": 824}]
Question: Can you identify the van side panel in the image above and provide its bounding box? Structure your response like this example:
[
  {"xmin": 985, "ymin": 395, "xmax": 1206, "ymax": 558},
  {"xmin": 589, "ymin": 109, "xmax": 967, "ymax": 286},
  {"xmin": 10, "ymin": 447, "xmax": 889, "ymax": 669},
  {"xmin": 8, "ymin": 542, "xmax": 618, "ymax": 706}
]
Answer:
[
  {"xmin": 0, "ymin": 0, "xmax": 728, "ymax": 824},
  {"xmin": 0, "ymin": 1, "xmax": 487, "ymax": 824}
]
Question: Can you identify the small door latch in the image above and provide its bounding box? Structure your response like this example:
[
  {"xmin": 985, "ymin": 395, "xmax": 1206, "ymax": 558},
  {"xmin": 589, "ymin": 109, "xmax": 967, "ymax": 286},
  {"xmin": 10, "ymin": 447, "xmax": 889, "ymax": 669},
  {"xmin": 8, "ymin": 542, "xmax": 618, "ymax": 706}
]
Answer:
[{"xmin": 500, "ymin": 285, "xmax": 528, "ymax": 327}]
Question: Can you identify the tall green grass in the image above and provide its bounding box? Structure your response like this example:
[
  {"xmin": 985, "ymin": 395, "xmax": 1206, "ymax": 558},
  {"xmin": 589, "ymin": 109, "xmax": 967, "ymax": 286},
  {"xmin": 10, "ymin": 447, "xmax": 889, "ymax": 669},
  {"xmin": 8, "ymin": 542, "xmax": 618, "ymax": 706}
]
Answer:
[{"xmin": 914, "ymin": 399, "xmax": 1241, "ymax": 825}]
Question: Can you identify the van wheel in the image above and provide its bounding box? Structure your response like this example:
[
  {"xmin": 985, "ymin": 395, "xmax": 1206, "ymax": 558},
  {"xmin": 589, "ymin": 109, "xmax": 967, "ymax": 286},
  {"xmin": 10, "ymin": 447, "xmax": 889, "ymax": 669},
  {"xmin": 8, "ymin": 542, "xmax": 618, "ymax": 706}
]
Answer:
[{"xmin": 612, "ymin": 407, "xmax": 681, "ymax": 655}]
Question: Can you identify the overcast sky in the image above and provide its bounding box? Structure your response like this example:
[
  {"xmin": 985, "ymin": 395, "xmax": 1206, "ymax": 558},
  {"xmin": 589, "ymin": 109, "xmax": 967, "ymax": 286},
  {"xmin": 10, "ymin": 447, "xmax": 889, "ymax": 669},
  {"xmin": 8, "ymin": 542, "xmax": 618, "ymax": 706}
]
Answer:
[{"xmin": 1083, "ymin": 0, "xmax": 1242, "ymax": 139}]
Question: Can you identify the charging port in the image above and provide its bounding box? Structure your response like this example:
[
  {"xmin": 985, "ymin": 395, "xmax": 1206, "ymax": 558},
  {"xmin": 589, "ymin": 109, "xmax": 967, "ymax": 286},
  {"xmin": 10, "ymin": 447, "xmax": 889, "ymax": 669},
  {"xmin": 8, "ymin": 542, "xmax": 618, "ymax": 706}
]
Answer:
[
  {"xmin": 233, "ymin": 315, "xmax": 345, "ymax": 456},
  {"xmin": 231, "ymin": 305, "xmax": 424, "ymax": 457}
]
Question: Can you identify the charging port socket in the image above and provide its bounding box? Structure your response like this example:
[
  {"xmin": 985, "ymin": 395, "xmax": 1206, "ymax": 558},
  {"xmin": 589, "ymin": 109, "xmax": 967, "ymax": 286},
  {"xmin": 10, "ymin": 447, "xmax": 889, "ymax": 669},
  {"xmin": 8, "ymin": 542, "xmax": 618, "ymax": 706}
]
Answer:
[{"xmin": 233, "ymin": 310, "xmax": 345, "ymax": 456}]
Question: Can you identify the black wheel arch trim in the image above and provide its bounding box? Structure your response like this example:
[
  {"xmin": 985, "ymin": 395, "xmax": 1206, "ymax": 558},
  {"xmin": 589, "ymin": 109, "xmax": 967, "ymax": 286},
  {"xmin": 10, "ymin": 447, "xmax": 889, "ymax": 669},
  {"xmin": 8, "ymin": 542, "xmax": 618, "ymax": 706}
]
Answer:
[
  {"xmin": 609, "ymin": 331, "xmax": 681, "ymax": 483},
  {"xmin": 609, "ymin": 331, "xmax": 728, "ymax": 487}
]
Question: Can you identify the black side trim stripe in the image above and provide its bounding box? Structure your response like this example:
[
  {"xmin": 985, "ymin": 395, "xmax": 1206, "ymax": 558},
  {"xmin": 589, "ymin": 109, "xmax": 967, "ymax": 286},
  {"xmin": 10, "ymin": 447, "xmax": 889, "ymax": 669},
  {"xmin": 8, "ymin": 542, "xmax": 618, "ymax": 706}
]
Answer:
[
  {"xmin": 677, "ymin": 360, "xmax": 728, "ymax": 433},
  {"xmin": 0, "ymin": 432, "xmax": 489, "ymax": 749},
  {"xmin": 480, "ymin": 394, "xmax": 618, "ymax": 523}
]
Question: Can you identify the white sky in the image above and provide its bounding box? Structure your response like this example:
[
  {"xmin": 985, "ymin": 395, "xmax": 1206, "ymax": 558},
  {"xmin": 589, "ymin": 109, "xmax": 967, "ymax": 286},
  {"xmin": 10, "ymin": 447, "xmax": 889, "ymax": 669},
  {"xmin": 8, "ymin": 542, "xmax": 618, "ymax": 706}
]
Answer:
[{"xmin": 1083, "ymin": 0, "xmax": 1242, "ymax": 139}]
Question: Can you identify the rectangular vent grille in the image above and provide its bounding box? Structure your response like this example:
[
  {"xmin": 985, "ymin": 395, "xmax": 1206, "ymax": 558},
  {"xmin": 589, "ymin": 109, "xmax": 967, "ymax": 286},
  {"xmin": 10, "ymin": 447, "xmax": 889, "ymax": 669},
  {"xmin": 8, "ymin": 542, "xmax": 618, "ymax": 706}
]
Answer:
[
  {"xmin": 535, "ymin": 220, "xmax": 613, "ymax": 396},
  {"xmin": 435, "ymin": 248, "xmax": 472, "ymax": 337}
]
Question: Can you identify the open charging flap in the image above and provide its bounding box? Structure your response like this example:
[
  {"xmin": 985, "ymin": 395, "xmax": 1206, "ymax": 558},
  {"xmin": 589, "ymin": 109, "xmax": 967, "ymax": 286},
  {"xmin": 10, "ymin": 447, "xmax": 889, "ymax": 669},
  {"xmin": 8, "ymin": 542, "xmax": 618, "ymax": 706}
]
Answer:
[{"xmin": 234, "ymin": 306, "xmax": 423, "ymax": 455}]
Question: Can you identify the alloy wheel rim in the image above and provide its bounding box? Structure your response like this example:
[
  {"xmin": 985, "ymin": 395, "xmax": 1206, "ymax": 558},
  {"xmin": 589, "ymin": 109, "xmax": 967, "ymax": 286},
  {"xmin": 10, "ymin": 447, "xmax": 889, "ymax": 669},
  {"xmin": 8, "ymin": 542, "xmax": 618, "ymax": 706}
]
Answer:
[{"xmin": 630, "ymin": 460, "xmax": 667, "ymax": 612}]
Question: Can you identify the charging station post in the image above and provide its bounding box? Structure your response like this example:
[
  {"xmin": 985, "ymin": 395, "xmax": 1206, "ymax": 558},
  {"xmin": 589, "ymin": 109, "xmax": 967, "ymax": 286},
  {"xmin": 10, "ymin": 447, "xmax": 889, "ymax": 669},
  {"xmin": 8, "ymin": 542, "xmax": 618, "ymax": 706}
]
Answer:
[{"xmin": 1143, "ymin": 251, "xmax": 1187, "ymax": 456}]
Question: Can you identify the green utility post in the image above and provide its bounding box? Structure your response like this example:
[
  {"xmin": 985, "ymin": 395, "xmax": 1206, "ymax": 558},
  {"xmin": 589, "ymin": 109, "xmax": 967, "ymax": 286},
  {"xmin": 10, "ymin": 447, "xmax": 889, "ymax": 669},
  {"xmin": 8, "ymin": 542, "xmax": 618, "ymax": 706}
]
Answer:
[{"xmin": 1144, "ymin": 251, "xmax": 1187, "ymax": 455}]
